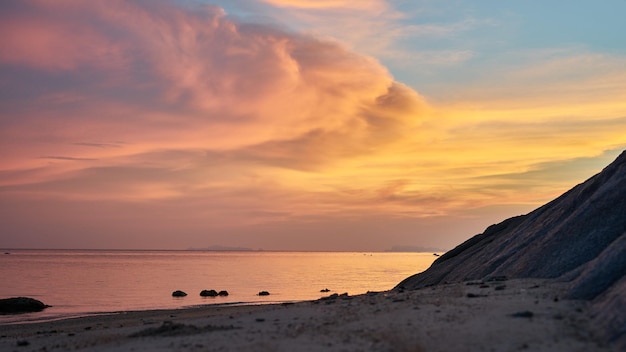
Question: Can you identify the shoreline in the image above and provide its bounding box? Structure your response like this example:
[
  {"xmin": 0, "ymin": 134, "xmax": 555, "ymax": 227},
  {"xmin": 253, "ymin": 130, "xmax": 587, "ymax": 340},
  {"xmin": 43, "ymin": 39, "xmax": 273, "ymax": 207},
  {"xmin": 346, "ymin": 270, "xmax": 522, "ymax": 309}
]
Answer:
[
  {"xmin": 0, "ymin": 278, "xmax": 617, "ymax": 351},
  {"xmin": 0, "ymin": 300, "xmax": 305, "ymax": 326}
]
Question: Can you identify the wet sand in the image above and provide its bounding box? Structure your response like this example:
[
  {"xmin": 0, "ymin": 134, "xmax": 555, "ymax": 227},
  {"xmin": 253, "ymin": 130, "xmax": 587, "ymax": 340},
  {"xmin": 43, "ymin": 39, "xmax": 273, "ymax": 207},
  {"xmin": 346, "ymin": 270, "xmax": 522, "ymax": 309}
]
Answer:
[{"xmin": 0, "ymin": 279, "xmax": 617, "ymax": 351}]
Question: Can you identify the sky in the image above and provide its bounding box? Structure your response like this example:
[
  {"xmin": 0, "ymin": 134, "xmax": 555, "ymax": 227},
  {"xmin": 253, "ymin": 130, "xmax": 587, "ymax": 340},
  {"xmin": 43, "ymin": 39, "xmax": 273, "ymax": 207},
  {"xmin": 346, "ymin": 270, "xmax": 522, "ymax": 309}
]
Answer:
[{"xmin": 1, "ymin": 0, "xmax": 625, "ymax": 251}]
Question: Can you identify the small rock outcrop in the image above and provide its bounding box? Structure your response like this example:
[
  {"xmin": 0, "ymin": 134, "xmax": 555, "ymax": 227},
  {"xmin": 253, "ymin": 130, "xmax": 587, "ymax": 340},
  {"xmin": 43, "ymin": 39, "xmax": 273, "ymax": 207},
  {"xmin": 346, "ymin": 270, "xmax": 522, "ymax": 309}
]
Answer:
[
  {"xmin": 258, "ymin": 291, "xmax": 270, "ymax": 296},
  {"xmin": 200, "ymin": 290, "xmax": 218, "ymax": 297},
  {"xmin": 218, "ymin": 290, "xmax": 229, "ymax": 296},
  {"xmin": 172, "ymin": 290, "xmax": 187, "ymax": 297},
  {"xmin": 0, "ymin": 297, "xmax": 50, "ymax": 314}
]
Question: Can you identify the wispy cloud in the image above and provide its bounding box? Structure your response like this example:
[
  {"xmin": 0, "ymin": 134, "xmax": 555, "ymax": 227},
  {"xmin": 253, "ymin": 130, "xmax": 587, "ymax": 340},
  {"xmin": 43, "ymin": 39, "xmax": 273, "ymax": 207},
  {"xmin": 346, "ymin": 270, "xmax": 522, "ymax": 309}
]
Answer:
[
  {"xmin": 39, "ymin": 156, "xmax": 98, "ymax": 161},
  {"xmin": 73, "ymin": 142, "xmax": 125, "ymax": 149}
]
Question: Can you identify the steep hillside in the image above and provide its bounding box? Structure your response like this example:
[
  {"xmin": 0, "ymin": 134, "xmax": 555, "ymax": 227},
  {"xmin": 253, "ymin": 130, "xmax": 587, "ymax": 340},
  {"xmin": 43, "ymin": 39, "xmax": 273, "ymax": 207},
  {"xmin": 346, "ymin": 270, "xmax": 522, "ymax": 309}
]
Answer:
[{"xmin": 396, "ymin": 150, "xmax": 626, "ymax": 346}]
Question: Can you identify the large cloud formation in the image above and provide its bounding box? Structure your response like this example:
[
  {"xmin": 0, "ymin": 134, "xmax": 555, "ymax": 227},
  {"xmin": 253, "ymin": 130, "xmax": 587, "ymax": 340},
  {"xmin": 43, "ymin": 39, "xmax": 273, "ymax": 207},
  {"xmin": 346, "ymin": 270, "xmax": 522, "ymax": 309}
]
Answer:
[
  {"xmin": 0, "ymin": 1, "xmax": 424, "ymax": 181},
  {"xmin": 1, "ymin": 1, "xmax": 624, "ymax": 250},
  {"xmin": 0, "ymin": 0, "xmax": 431, "ymax": 249}
]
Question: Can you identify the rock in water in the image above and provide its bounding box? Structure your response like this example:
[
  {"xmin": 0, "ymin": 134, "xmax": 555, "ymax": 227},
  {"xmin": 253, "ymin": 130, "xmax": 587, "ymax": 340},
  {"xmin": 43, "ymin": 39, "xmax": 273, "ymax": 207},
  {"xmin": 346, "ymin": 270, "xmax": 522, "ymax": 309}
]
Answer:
[
  {"xmin": 396, "ymin": 150, "xmax": 626, "ymax": 347},
  {"xmin": 200, "ymin": 289, "xmax": 218, "ymax": 297},
  {"xmin": 0, "ymin": 297, "xmax": 49, "ymax": 314},
  {"xmin": 172, "ymin": 290, "xmax": 187, "ymax": 297}
]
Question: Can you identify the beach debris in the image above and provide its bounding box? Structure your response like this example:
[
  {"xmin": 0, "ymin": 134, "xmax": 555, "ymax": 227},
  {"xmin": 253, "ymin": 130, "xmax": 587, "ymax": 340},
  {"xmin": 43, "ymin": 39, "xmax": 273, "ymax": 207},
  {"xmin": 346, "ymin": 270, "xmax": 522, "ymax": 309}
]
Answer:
[
  {"xmin": 258, "ymin": 291, "xmax": 270, "ymax": 296},
  {"xmin": 320, "ymin": 292, "xmax": 350, "ymax": 301},
  {"xmin": 129, "ymin": 321, "xmax": 238, "ymax": 337},
  {"xmin": 0, "ymin": 297, "xmax": 50, "ymax": 314},
  {"xmin": 320, "ymin": 288, "xmax": 331, "ymax": 292},
  {"xmin": 200, "ymin": 289, "xmax": 218, "ymax": 297},
  {"xmin": 171, "ymin": 290, "xmax": 187, "ymax": 297},
  {"xmin": 510, "ymin": 311, "xmax": 534, "ymax": 318},
  {"xmin": 218, "ymin": 290, "xmax": 229, "ymax": 296}
]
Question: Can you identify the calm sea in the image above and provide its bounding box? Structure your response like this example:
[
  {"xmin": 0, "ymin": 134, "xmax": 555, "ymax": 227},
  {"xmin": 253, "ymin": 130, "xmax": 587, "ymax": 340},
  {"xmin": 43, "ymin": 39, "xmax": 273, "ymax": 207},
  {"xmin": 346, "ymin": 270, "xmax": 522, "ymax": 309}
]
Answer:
[{"xmin": 0, "ymin": 250, "xmax": 436, "ymax": 324}]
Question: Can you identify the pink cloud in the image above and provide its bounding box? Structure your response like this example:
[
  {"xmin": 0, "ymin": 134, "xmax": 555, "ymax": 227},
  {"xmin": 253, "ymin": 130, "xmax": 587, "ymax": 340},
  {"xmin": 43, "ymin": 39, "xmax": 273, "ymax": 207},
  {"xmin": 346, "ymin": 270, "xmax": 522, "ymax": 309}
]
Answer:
[
  {"xmin": 0, "ymin": 0, "xmax": 427, "ymax": 195},
  {"xmin": 0, "ymin": 1, "xmax": 129, "ymax": 71}
]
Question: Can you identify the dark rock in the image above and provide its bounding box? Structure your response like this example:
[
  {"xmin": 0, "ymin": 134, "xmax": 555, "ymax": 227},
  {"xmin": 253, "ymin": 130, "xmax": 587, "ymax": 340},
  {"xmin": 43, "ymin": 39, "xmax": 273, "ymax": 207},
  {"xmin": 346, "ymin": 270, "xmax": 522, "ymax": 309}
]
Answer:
[
  {"xmin": 258, "ymin": 291, "xmax": 270, "ymax": 296},
  {"xmin": 218, "ymin": 290, "xmax": 229, "ymax": 296},
  {"xmin": 16, "ymin": 340, "xmax": 30, "ymax": 346},
  {"xmin": 171, "ymin": 290, "xmax": 187, "ymax": 297},
  {"xmin": 320, "ymin": 288, "xmax": 330, "ymax": 292},
  {"xmin": 0, "ymin": 297, "xmax": 50, "ymax": 314},
  {"xmin": 200, "ymin": 290, "xmax": 218, "ymax": 297}
]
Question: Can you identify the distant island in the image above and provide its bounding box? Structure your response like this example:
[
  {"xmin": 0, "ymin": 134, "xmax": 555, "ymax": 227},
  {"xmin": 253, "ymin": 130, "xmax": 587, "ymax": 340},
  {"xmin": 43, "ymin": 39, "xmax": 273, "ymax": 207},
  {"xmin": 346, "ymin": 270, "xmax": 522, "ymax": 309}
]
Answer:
[
  {"xmin": 385, "ymin": 245, "xmax": 447, "ymax": 253},
  {"xmin": 186, "ymin": 245, "xmax": 254, "ymax": 251}
]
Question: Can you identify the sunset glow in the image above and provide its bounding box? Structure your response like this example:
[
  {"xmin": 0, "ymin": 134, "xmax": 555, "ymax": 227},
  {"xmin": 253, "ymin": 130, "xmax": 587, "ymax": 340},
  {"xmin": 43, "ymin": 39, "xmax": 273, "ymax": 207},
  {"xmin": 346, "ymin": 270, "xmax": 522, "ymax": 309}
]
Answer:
[{"xmin": 1, "ymin": 0, "xmax": 625, "ymax": 250}]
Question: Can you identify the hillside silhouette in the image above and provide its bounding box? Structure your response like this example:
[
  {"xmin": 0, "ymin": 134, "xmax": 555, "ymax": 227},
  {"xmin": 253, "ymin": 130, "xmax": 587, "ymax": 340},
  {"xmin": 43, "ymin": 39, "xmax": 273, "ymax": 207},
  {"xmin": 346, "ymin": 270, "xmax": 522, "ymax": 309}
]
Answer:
[{"xmin": 397, "ymin": 150, "xmax": 626, "ymax": 347}]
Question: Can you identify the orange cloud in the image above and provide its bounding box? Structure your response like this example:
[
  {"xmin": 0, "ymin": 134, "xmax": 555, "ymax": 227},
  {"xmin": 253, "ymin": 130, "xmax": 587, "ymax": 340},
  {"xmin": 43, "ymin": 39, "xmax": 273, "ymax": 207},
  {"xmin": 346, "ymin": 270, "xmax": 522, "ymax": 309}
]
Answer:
[{"xmin": 0, "ymin": 0, "xmax": 427, "ymax": 203}]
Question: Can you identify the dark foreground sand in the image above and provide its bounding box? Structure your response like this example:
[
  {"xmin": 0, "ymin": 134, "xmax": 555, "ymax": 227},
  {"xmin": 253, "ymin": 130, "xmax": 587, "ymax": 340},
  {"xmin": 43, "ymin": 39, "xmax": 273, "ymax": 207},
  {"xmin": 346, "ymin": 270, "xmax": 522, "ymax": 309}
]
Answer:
[{"xmin": 0, "ymin": 279, "xmax": 618, "ymax": 352}]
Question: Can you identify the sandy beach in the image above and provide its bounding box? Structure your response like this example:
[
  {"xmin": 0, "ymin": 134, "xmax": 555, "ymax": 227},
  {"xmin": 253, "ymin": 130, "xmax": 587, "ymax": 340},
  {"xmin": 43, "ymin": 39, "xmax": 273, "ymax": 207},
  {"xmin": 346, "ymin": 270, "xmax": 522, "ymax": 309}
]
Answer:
[{"xmin": 0, "ymin": 278, "xmax": 617, "ymax": 352}]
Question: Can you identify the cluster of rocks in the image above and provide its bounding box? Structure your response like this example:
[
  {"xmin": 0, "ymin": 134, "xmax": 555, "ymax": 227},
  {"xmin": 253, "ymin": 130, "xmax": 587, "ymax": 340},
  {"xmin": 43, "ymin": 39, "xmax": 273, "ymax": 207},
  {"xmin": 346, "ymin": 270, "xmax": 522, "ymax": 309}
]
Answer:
[
  {"xmin": 200, "ymin": 290, "xmax": 229, "ymax": 297},
  {"xmin": 171, "ymin": 290, "xmax": 274, "ymax": 297},
  {"xmin": 171, "ymin": 290, "xmax": 229, "ymax": 297},
  {"xmin": 172, "ymin": 288, "xmax": 336, "ymax": 298}
]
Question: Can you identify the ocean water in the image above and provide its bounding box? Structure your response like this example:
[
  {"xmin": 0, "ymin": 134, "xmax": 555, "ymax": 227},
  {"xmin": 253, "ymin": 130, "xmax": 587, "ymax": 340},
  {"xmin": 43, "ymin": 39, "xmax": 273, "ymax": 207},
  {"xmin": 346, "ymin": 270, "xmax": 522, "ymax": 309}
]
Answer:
[{"xmin": 0, "ymin": 250, "xmax": 436, "ymax": 324}]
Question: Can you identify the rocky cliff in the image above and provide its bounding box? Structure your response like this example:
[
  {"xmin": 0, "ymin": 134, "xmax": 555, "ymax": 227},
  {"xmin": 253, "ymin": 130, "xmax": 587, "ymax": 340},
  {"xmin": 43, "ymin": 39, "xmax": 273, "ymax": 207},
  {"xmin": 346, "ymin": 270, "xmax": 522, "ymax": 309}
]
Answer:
[{"xmin": 397, "ymin": 150, "xmax": 626, "ymax": 346}]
